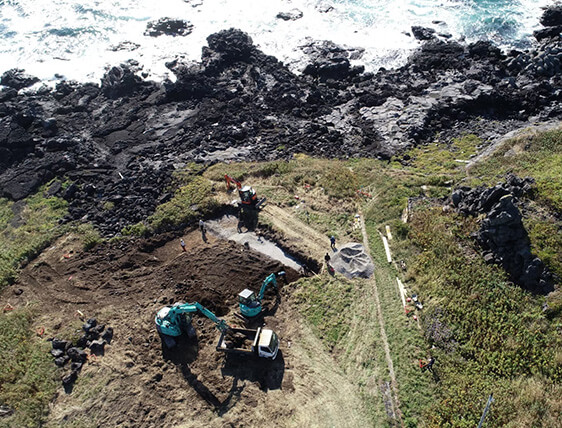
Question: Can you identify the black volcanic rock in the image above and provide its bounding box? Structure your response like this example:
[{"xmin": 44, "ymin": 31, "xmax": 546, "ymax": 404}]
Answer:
[
  {"xmin": 144, "ymin": 18, "xmax": 193, "ymax": 37},
  {"xmin": 410, "ymin": 40, "xmax": 468, "ymax": 71},
  {"xmin": 534, "ymin": 26, "xmax": 562, "ymax": 42},
  {"xmin": 0, "ymin": 21, "xmax": 561, "ymax": 235},
  {"xmin": 276, "ymin": 9, "xmax": 304, "ymax": 21},
  {"xmin": 451, "ymin": 175, "xmax": 553, "ymax": 294},
  {"xmin": 1, "ymin": 69, "xmax": 39, "ymax": 90},
  {"xmin": 204, "ymin": 28, "xmax": 257, "ymax": 66},
  {"xmin": 100, "ymin": 62, "xmax": 144, "ymax": 98},
  {"xmin": 411, "ymin": 26, "xmax": 436, "ymax": 41},
  {"xmin": 540, "ymin": 5, "xmax": 562, "ymax": 27},
  {"xmin": 301, "ymin": 40, "xmax": 365, "ymax": 81}
]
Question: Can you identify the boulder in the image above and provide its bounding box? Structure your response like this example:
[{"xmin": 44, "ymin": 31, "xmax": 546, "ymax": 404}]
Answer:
[
  {"xmin": 89, "ymin": 339, "xmax": 106, "ymax": 356},
  {"xmin": 276, "ymin": 9, "xmax": 303, "ymax": 21},
  {"xmin": 0, "ymin": 170, "xmax": 45, "ymax": 201},
  {"xmin": 45, "ymin": 180, "xmax": 62, "ymax": 197},
  {"xmin": 82, "ymin": 318, "xmax": 97, "ymax": 332},
  {"xmin": 100, "ymin": 62, "xmax": 143, "ymax": 98},
  {"xmin": 0, "ymin": 87, "xmax": 17, "ymax": 102},
  {"xmin": 0, "ymin": 69, "xmax": 39, "ymax": 90},
  {"xmin": 540, "ymin": 5, "xmax": 562, "ymax": 27},
  {"xmin": 534, "ymin": 26, "xmax": 562, "ymax": 42},
  {"xmin": 410, "ymin": 40, "xmax": 468, "ymax": 71},
  {"xmin": 67, "ymin": 347, "xmax": 88, "ymax": 363},
  {"xmin": 302, "ymin": 40, "xmax": 365, "ymax": 81},
  {"xmin": 205, "ymin": 28, "xmax": 256, "ymax": 64},
  {"xmin": 144, "ymin": 18, "xmax": 193, "ymax": 37},
  {"xmin": 41, "ymin": 117, "xmax": 58, "ymax": 137},
  {"xmin": 411, "ymin": 26, "xmax": 436, "ymax": 41},
  {"xmin": 62, "ymin": 370, "xmax": 78, "ymax": 387},
  {"xmin": 54, "ymin": 355, "xmax": 70, "ymax": 367},
  {"xmin": 50, "ymin": 349, "xmax": 64, "ymax": 358},
  {"xmin": 51, "ymin": 338, "xmax": 71, "ymax": 351},
  {"xmin": 101, "ymin": 326, "xmax": 114, "ymax": 344}
]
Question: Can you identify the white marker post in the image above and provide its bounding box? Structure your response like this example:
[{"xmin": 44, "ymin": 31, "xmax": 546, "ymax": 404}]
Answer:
[{"xmin": 382, "ymin": 236, "xmax": 392, "ymax": 264}]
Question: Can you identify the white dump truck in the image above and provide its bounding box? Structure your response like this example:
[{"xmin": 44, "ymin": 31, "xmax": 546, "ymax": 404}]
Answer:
[{"xmin": 216, "ymin": 326, "xmax": 279, "ymax": 359}]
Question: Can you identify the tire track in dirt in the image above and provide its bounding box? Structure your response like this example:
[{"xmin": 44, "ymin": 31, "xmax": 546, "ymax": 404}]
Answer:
[
  {"xmin": 261, "ymin": 204, "xmax": 329, "ymax": 263},
  {"xmin": 358, "ymin": 210, "xmax": 404, "ymax": 427}
]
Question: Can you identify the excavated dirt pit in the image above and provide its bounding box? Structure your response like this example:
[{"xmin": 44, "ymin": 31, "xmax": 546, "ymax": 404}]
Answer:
[{"xmin": 2, "ymin": 225, "xmax": 306, "ymax": 427}]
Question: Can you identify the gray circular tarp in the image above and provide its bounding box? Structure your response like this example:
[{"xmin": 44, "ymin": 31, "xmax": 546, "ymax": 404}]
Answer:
[{"xmin": 330, "ymin": 242, "xmax": 374, "ymax": 279}]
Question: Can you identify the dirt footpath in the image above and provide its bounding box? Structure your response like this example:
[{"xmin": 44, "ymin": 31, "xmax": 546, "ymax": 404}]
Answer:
[{"xmin": 3, "ymin": 223, "xmax": 370, "ymax": 427}]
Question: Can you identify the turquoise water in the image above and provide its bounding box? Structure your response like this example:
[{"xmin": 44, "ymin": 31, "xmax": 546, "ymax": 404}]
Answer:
[{"xmin": 0, "ymin": 0, "xmax": 553, "ymax": 83}]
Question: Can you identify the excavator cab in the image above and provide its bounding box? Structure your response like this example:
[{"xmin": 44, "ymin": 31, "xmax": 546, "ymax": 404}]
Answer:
[
  {"xmin": 238, "ymin": 289, "xmax": 262, "ymax": 317},
  {"xmin": 239, "ymin": 273, "xmax": 279, "ymax": 318},
  {"xmin": 239, "ymin": 185, "xmax": 257, "ymax": 205}
]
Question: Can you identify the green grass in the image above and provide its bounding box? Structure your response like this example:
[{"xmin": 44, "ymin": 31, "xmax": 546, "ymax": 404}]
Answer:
[
  {"xmin": 399, "ymin": 134, "xmax": 480, "ymax": 175},
  {"xmin": 75, "ymin": 223, "xmax": 103, "ymax": 251},
  {"xmin": 469, "ymin": 129, "xmax": 562, "ymax": 211},
  {"xmin": 292, "ymin": 275, "xmax": 356, "ymax": 349},
  {"xmin": 0, "ymin": 309, "xmax": 58, "ymax": 428},
  {"xmin": 147, "ymin": 175, "xmax": 220, "ymax": 232},
  {"xmin": 0, "ymin": 187, "xmax": 68, "ymax": 291},
  {"xmin": 291, "ymin": 274, "xmax": 389, "ymax": 424},
  {"xmin": 405, "ymin": 207, "xmax": 562, "ymax": 427},
  {"xmin": 363, "ymin": 220, "xmax": 437, "ymax": 427}
]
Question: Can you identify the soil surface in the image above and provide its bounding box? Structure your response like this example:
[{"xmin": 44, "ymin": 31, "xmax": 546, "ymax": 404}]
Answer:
[
  {"xmin": 2, "ymin": 220, "xmax": 371, "ymax": 427},
  {"xmin": 3, "ymin": 227, "xmax": 299, "ymax": 425}
]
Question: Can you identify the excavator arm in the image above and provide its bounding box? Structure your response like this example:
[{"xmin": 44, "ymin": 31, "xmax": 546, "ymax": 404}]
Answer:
[
  {"xmin": 155, "ymin": 302, "xmax": 230, "ymax": 337},
  {"xmin": 257, "ymin": 273, "xmax": 278, "ymax": 300},
  {"xmin": 225, "ymin": 174, "xmax": 242, "ymax": 191}
]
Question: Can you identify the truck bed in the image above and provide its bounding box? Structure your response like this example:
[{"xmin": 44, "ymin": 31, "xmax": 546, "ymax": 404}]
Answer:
[{"xmin": 216, "ymin": 327, "xmax": 260, "ymax": 355}]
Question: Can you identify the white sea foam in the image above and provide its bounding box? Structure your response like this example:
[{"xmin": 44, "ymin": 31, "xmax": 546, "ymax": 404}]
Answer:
[{"xmin": 0, "ymin": 0, "xmax": 554, "ymax": 83}]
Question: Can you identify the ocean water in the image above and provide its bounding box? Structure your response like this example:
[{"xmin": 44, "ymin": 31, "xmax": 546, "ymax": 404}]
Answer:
[{"xmin": 0, "ymin": 0, "xmax": 554, "ymax": 83}]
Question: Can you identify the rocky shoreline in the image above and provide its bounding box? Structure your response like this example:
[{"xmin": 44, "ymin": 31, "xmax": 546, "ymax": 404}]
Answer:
[{"xmin": 1, "ymin": 6, "xmax": 561, "ymax": 235}]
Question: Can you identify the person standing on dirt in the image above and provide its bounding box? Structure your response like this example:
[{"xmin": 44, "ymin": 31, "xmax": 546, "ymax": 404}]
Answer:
[
  {"xmin": 199, "ymin": 219, "xmax": 207, "ymax": 242},
  {"xmin": 325, "ymin": 252, "xmax": 331, "ymax": 264},
  {"xmin": 330, "ymin": 235, "xmax": 336, "ymax": 251},
  {"xmin": 180, "ymin": 239, "xmax": 186, "ymax": 252}
]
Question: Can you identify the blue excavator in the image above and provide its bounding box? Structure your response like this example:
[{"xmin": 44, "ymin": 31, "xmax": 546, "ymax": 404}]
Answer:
[
  {"xmin": 238, "ymin": 273, "xmax": 282, "ymax": 318},
  {"xmin": 155, "ymin": 301, "xmax": 279, "ymax": 359}
]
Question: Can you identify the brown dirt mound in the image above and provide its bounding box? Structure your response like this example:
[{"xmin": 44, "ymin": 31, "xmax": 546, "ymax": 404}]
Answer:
[{"xmin": 3, "ymin": 229, "xmax": 302, "ymax": 427}]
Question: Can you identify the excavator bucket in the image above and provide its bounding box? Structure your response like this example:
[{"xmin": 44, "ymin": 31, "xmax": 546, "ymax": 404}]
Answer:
[{"xmin": 255, "ymin": 197, "xmax": 267, "ymax": 209}]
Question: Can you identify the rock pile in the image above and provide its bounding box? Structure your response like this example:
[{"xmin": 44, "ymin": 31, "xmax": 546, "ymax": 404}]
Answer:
[
  {"xmin": 48, "ymin": 318, "xmax": 113, "ymax": 391},
  {"xmin": 451, "ymin": 174, "xmax": 554, "ymax": 294}
]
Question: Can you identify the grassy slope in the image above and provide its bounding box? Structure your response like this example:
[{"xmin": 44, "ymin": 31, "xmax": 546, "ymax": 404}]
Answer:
[
  {"xmin": 0, "ymin": 186, "xmax": 68, "ymax": 426},
  {"xmin": 0, "ymin": 187, "xmax": 68, "ymax": 290},
  {"xmin": 0, "ymin": 183, "xmax": 97, "ymax": 427},
  {"xmin": 0, "ymin": 309, "xmax": 58, "ymax": 428}
]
